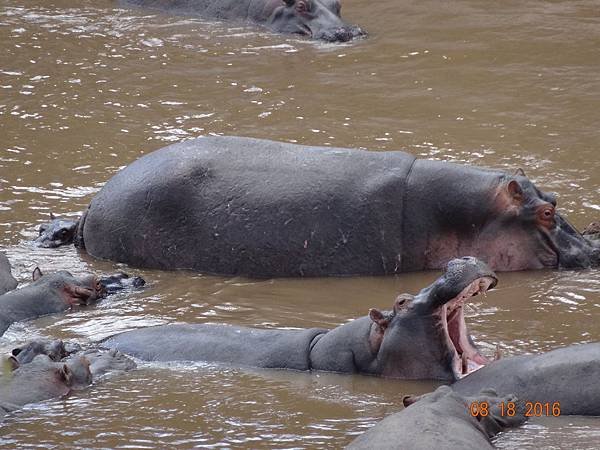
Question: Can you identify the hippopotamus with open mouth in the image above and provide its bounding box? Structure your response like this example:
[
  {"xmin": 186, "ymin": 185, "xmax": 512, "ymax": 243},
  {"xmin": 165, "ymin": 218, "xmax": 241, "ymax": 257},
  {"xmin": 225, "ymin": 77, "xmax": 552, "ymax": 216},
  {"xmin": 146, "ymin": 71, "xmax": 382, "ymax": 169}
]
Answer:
[
  {"xmin": 0, "ymin": 252, "xmax": 17, "ymax": 295},
  {"xmin": 36, "ymin": 136, "xmax": 600, "ymax": 277},
  {"xmin": 119, "ymin": 0, "xmax": 365, "ymax": 42},
  {"xmin": 347, "ymin": 386, "xmax": 525, "ymax": 450},
  {"xmin": 0, "ymin": 267, "xmax": 145, "ymax": 337},
  {"xmin": 103, "ymin": 257, "xmax": 496, "ymax": 381}
]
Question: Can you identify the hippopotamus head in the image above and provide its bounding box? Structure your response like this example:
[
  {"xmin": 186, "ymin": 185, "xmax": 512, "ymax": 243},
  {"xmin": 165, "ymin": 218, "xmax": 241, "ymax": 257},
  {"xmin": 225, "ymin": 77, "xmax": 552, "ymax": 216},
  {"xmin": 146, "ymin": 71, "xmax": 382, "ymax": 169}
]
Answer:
[
  {"xmin": 482, "ymin": 171, "xmax": 600, "ymax": 270},
  {"xmin": 35, "ymin": 213, "xmax": 78, "ymax": 248},
  {"xmin": 369, "ymin": 257, "xmax": 497, "ymax": 381},
  {"xmin": 99, "ymin": 272, "xmax": 146, "ymax": 295},
  {"xmin": 402, "ymin": 386, "xmax": 526, "ymax": 436},
  {"xmin": 32, "ymin": 267, "xmax": 107, "ymax": 306},
  {"xmin": 11, "ymin": 340, "xmax": 75, "ymax": 365},
  {"xmin": 267, "ymin": 0, "xmax": 365, "ymax": 42}
]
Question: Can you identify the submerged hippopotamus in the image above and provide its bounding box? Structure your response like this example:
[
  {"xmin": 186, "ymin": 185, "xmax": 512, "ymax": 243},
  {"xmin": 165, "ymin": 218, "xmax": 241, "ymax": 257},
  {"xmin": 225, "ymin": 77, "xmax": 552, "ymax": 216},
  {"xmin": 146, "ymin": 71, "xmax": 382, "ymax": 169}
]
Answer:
[
  {"xmin": 347, "ymin": 386, "xmax": 525, "ymax": 450},
  {"xmin": 37, "ymin": 136, "xmax": 599, "ymax": 277},
  {"xmin": 0, "ymin": 252, "xmax": 17, "ymax": 295},
  {"xmin": 104, "ymin": 257, "xmax": 496, "ymax": 380},
  {"xmin": 0, "ymin": 354, "xmax": 92, "ymax": 419},
  {"xmin": 0, "ymin": 268, "xmax": 145, "ymax": 337},
  {"xmin": 10, "ymin": 339, "xmax": 136, "ymax": 378},
  {"xmin": 119, "ymin": 0, "xmax": 365, "ymax": 42},
  {"xmin": 452, "ymin": 342, "xmax": 600, "ymax": 416},
  {"xmin": 0, "ymin": 343, "xmax": 135, "ymax": 419}
]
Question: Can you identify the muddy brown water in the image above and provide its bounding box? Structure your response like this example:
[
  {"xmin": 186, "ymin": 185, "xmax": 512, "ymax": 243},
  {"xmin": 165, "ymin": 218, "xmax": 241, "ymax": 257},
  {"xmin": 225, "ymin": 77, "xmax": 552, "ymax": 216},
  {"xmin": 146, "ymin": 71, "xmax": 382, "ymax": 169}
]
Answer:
[{"xmin": 1, "ymin": 0, "xmax": 599, "ymax": 448}]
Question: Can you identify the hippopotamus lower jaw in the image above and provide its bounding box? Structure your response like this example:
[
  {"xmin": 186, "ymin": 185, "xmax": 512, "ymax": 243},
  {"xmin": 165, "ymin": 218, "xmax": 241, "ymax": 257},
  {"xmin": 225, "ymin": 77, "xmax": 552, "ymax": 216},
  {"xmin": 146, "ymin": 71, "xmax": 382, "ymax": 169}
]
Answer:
[{"xmin": 438, "ymin": 276, "xmax": 495, "ymax": 379}]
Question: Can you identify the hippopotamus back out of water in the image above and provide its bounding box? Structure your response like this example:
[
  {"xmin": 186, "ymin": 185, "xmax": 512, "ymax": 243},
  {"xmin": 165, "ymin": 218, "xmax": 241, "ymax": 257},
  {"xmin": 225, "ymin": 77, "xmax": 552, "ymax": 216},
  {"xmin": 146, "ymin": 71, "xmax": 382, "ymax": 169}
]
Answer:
[
  {"xmin": 119, "ymin": 0, "xmax": 365, "ymax": 42},
  {"xmin": 452, "ymin": 342, "xmax": 600, "ymax": 416},
  {"xmin": 50, "ymin": 136, "xmax": 599, "ymax": 277},
  {"xmin": 347, "ymin": 386, "xmax": 525, "ymax": 450},
  {"xmin": 104, "ymin": 257, "xmax": 497, "ymax": 381}
]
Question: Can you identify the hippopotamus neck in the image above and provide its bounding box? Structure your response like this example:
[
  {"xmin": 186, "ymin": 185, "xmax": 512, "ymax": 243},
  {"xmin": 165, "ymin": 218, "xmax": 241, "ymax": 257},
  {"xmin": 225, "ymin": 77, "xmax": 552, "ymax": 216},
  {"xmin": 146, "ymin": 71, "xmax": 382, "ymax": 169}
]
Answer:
[
  {"xmin": 402, "ymin": 161, "xmax": 505, "ymax": 271},
  {"xmin": 309, "ymin": 316, "xmax": 378, "ymax": 374}
]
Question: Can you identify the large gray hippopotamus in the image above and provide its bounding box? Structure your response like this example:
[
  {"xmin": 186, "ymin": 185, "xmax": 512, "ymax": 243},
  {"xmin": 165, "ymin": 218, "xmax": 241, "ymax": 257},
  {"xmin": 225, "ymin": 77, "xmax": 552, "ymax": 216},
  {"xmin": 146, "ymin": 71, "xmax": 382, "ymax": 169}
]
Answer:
[
  {"xmin": 0, "ymin": 252, "xmax": 17, "ymax": 295},
  {"xmin": 452, "ymin": 342, "xmax": 600, "ymax": 416},
  {"xmin": 347, "ymin": 386, "xmax": 525, "ymax": 450},
  {"xmin": 38, "ymin": 136, "xmax": 599, "ymax": 278},
  {"xmin": 119, "ymin": 0, "xmax": 365, "ymax": 42},
  {"xmin": 104, "ymin": 257, "xmax": 497, "ymax": 381},
  {"xmin": 0, "ymin": 267, "xmax": 145, "ymax": 336}
]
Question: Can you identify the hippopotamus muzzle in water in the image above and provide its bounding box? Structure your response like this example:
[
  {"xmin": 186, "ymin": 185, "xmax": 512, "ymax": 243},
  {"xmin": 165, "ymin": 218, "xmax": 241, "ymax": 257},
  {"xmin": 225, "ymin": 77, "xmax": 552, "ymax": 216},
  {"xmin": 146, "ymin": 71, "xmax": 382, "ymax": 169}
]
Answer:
[
  {"xmin": 119, "ymin": 0, "xmax": 365, "ymax": 43},
  {"xmin": 38, "ymin": 136, "xmax": 600, "ymax": 277},
  {"xmin": 347, "ymin": 386, "xmax": 525, "ymax": 450},
  {"xmin": 0, "ymin": 267, "xmax": 144, "ymax": 337},
  {"xmin": 104, "ymin": 257, "xmax": 496, "ymax": 381}
]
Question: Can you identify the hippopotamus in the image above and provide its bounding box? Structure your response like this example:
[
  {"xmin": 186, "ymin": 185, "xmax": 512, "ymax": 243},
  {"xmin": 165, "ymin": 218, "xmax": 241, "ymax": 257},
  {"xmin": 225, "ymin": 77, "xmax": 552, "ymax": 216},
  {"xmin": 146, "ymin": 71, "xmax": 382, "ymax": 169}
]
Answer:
[
  {"xmin": 347, "ymin": 386, "xmax": 525, "ymax": 450},
  {"xmin": 0, "ymin": 268, "xmax": 105, "ymax": 337},
  {"xmin": 104, "ymin": 257, "xmax": 496, "ymax": 380},
  {"xmin": 118, "ymin": 0, "xmax": 365, "ymax": 42},
  {"xmin": 37, "ymin": 136, "xmax": 599, "ymax": 278},
  {"xmin": 34, "ymin": 213, "xmax": 78, "ymax": 248},
  {"xmin": 0, "ymin": 252, "xmax": 17, "ymax": 295},
  {"xmin": 0, "ymin": 268, "xmax": 144, "ymax": 337},
  {"xmin": 452, "ymin": 342, "xmax": 600, "ymax": 416},
  {"xmin": 10, "ymin": 339, "xmax": 136, "ymax": 378},
  {"xmin": 0, "ymin": 354, "xmax": 92, "ymax": 419}
]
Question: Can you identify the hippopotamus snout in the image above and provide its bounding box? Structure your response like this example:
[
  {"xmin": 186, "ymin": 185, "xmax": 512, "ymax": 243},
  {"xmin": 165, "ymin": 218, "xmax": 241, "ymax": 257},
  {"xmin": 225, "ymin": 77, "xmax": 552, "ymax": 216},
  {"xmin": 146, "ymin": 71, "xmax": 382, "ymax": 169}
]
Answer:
[{"xmin": 315, "ymin": 25, "xmax": 365, "ymax": 42}]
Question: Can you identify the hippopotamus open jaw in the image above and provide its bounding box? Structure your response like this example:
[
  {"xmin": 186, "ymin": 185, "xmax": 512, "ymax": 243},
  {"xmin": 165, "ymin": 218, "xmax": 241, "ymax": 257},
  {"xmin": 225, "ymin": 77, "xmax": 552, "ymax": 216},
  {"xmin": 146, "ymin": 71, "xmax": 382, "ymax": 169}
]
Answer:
[{"xmin": 372, "ymin": 257, "xmax": 498, "ymax": 381}]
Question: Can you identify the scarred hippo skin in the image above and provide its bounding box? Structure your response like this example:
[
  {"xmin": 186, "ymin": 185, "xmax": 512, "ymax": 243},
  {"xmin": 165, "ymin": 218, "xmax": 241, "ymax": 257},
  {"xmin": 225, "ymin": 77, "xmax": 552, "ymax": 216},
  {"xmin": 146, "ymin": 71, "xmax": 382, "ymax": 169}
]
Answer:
[
  {"xmin": 67, "ymin": 136, "xmax": 599, "ymax": 278},
  {"xmin": 347, "ymin": 386, "xmax": 525, "ymax": 450},
  {"xmin": 452, "ymin": 342, "xmax": 600, "ymax": 416},
  {"xmin": 0, "ymin": 252, "xmax": 17, "ymax": 295},
  {"xmin": 0, "ymin": 268, "xmax": 105, "ymax": 337},
  {"xmin": 0, "ymin": 355, "xmax": 92, "ymax": 418},
  {"xmin": 104, "ymin": 258, "xmax": 496, "ymax": 381},
  {"xmin": 119, "ymin": 0, "xmax": 365, "ymax": 42}
]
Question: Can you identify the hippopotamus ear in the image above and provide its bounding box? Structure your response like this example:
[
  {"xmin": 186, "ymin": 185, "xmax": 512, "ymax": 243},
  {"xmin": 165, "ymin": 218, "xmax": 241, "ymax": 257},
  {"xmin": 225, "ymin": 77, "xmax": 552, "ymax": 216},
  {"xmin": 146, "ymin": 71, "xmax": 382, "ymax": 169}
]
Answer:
[
  {"xmin": 507, "ymin": 180, "xmax": 524, "ymax": 202},
  {"xmin": 369, "ymin": 309, "xmax": 390, "ymax": 328},
  {"xmin": 50, "ymin": 212, "xmax": 56, "ymax": 220},
  {"xmin": 8, "ymin": 356, "xmax": 19, "ymax": 371},
  {"xmin": 32, "ymin": 267, "xmax": 43, "ymax": 281},
  {"xmin": 58, "ymin": 363, "xmax": 73, "ymax": 385},
  {"xmin": 513, "ymin": 168, "xmax": 526, "ymax": 177}
]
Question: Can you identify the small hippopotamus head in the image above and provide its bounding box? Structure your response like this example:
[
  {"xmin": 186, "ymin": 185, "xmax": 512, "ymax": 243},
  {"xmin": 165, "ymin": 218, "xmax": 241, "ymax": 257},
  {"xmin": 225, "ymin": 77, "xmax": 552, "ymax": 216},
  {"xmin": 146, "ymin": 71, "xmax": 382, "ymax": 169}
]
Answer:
[
  {"xmin": 99, "ymin": 272, "xmax": 146, "ymax": 295},
  {"xmin": 11, "ymin": 339, "xmax": 77, "ymax": 365},
  {"xmin": 483, "ymin": 170, "xmax": 600, "ymax": 270},
  {"xmin": 35, "ymin": 213, "xmax": 78, "ymax": 248},
  {"xmin": 402, "ymin": 386, "xmax": 526, "ymax": 436},
  {"xmin": 32, "ymin": 267, "xmax": 107, "ymax": 306},
  {"xmin": 268, "ymin": 0, "xmax": 365, "ymax": 42},
  {"xmin": 368, "ymin": 257, "xmax": 497, "ymax": 381}
]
